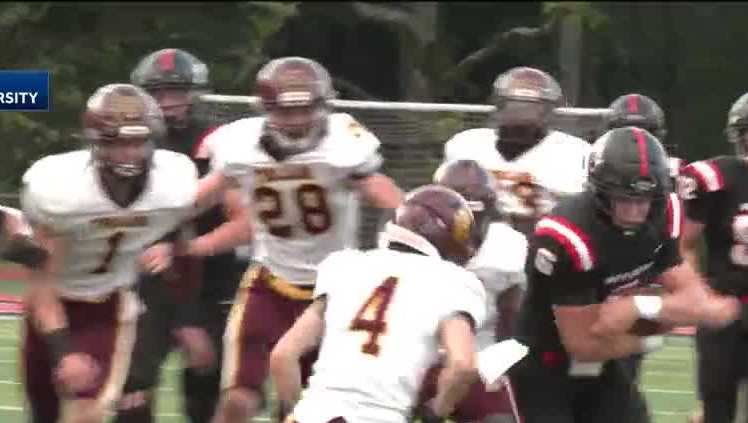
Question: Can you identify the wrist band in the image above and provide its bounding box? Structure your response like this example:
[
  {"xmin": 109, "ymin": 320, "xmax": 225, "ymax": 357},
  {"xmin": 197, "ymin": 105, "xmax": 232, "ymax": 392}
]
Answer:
[
  {"xmin": 42, "ymin": 327, "xmax": 73, "ymax": 368},
  {"xmin": 633, "ymin": 295, "xmax": 663, "ymax": 321}
]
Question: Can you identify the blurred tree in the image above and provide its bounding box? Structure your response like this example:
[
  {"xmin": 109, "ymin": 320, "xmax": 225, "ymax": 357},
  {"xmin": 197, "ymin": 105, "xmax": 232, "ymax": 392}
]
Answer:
[{"xmin": 0, "ymin": 1, "xmax": 297, "ymax": 190}]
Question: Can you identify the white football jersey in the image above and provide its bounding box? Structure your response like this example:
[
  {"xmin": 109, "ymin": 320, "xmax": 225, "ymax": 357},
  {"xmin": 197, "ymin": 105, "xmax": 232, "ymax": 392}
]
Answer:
[
  {"xmin": 209, "ymin": 113, "xmax": 383, "ymax": 286},
  {"xmin": 443, "ymin": 128, "xmax": 591, "ymax": 219},
  {"xmin": 467, "ymin": 222, "xmax": 528, "ymax": 349},
  {"xmin": 21, "ymin": 149, "xmax": 198, "ymax": 300},
  {"xmin": 292, "ymin": 248, "xmax": 486, "ymax": 423}
]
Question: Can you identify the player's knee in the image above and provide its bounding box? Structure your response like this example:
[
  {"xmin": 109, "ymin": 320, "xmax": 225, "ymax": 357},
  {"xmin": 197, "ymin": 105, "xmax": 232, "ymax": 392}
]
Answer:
[
  {"xmin": 114, "ymin": 390, "xmax": 154, "ymax": 423},
  {"xmin": 219, "ymin": 388, "xmax": 263, "ymax": 420}
]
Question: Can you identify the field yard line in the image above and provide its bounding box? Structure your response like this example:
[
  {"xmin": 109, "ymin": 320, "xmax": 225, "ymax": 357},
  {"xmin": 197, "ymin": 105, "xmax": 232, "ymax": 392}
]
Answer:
[
  {"xmin": 645, "ymin": 388, "xmax": 693, "ymax": 394},
  {"xmin": 643, "ymin": 370, "xmax": 692, "ymax": 377},
  {"xmin": 652, "ymin": 410, "xmax": 689, "ymax": 415},
  {"xmin": 0, "ymin": 380, "xmax": 18, "ymax": 385}
]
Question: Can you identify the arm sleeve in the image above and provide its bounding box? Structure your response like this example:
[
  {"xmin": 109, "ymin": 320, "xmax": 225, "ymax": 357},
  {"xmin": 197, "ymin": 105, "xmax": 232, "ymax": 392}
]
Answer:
[
  {"xmin": 344, "ymin": 120, "xmax": 384, "ymax": 180},
  {"xmin": 679, "ymin": 161, "xmax": 723, "ymax": 223},
  {"xmin": 442, "ymin": 269, "xmax": 488, "ymax": 330}
]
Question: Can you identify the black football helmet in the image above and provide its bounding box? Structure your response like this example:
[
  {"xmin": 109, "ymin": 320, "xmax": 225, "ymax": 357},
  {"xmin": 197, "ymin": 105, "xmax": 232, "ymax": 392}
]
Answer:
[
  {"xmin": 491, "ymin": 67, "xmax": 563, "ymax": 159},
  {"xmin": 588, "ymin": 127, "xmax": 671, "ymax": 227},
  {"xmin": 608, "ymin": 93, "xmax": 668, "ymax": 146},
  {"xmin": 379, "ymin": 185, "xmax": 477, "ymax": 266},
  {"xmin": 256, "ymin": 56, "xmax": 336, "ymax": 160},
  {"xmin": 433, "ymin": 160, "xmax": 500, "ymax": 247},
  {"xmin": 130, "ymin": 49, "xmax": 210, "ymax": 131},
  {"xmin": 726, "ymin": 92, "xmax": 748, "ymax": 156}
]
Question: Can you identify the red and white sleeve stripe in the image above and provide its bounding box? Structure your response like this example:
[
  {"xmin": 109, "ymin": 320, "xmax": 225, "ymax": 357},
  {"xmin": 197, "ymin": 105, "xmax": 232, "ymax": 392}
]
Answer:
[
  {"xmin": 684, "ymin": 161, "xmax": 724, "ymax": 192},
  {"xmin": 665, "ymin": 193, "xmax": 682, "ymax": 239},
  {"xmin": 535, "ymin": 216, "xmax": 596, "ymax": 272}
]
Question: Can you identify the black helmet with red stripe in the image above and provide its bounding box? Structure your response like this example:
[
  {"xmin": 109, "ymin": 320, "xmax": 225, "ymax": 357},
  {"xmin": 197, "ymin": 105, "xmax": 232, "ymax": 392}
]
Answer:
[
  {"xmin": 587, "ymin": 126, "xmax": 671, "ymax": 217},
  {"xmin": 608, "ymin": 94, "xmax": 666, "ymax": 141},
  {"xmin": 130, "ymin": 49, "xmax": 211, "ymax": 132}
]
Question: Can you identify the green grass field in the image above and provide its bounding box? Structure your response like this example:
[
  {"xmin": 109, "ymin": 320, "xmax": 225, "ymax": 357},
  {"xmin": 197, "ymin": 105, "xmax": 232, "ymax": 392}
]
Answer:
[{"xmin": 0, "ymin": 278, "xmax": 700, "ymax": 423}]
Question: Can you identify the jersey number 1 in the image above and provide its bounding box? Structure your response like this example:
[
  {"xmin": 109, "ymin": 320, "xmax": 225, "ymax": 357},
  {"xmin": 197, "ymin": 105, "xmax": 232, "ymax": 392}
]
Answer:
[
  {"xmin": 91, "ymin": 232, "xmax": 125, "ymax": 274},
  {"xmin": 349, "ymin": 276, "xmax": 399, "ymax": 356}
]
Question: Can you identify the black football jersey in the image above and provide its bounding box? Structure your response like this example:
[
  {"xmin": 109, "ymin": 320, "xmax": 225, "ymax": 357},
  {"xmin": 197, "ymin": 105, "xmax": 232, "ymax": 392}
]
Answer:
[
  {"xmin": 516, "ymin": 189, "xmax": 683, "ymax": 353},
  {"xmin": 680, "ymin": 156, "xmax": 748, "ymax": 295},
  {"xmin": 179, "ymin": 123, "xmax": 241, "ymax": 302}
]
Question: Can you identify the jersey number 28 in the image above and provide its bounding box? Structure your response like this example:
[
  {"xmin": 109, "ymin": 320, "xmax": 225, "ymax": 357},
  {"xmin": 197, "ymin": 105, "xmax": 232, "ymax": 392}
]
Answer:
[
  {"xmin": 349, "ymin": 276, "xmax": 399, "ymax": 356},
  {"xmin": 254, "ymin": 183, "xmax": 332, "ymax": 238}
]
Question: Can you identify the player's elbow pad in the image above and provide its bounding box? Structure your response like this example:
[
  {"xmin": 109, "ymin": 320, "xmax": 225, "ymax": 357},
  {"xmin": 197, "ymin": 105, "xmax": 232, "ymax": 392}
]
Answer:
[{"xmin": 2, "ymin": 234, "xmax": 49, "ymax": 269}]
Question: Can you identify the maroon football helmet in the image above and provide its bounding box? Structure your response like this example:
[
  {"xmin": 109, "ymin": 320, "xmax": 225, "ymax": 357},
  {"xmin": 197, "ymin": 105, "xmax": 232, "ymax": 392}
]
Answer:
[
  {"xmin": 380, "ymin": 185, "xmax": 477, "ymax": 266},
  {"xmin": 83, "ymin": 83, "xmax": 165, "ymax": 178},
  {"xmin": 256, "ymin": 56, "xmax": 336, "ymax": 158},
  {"xmin": 433, "ymin": 160, "xmax": 500, "ymax": 246},
  {"xmin": 492, "ymin": 67, "xmax": 563, "ymax": 158}
]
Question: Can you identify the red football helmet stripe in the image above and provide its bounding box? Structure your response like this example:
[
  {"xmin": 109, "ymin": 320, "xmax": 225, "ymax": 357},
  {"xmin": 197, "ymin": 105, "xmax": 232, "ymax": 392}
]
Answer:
[
  {"xmin": 627, "ymin": 94, "xmax": 640, "ymax": 114},
  {"xmin": 632, "ymin": 127, "xmax": 650, "ymax": 177},
  {"xmin": 157, "ymin": 49, "xmax": 176, "ymax": 72}
]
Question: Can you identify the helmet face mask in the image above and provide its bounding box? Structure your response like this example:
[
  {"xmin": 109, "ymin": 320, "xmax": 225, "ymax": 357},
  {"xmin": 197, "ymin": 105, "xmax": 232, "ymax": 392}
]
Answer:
[
  {"xmin": 130, "ymin": 49, "xmax": 210, "ymax": 132},
  {"xmin": 492, "ymin": 67, "xmax": 562, "ymax": 149},
  {"xmin": 92, "ymin": 136, "xmax": 155, "ymax": 178},
  {"xmin": 257, "ymin": 57, "xmax": 335, "ymax": 158}
]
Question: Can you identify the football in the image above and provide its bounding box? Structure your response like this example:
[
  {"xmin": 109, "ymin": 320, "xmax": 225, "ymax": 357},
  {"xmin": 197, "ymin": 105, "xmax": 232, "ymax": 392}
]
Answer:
[
  {"xmin": 615, "ymin": 285, "xmax": 674, "ymax": 336},
  {"xmin": 628, "ymin": 318, "xmax": 674, "ymax": 336}
]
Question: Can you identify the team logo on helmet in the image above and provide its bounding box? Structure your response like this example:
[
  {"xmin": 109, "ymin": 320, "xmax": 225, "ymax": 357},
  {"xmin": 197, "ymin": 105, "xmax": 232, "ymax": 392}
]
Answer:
[{"xmin": 451, "ymin": 207, "xmax": 473, "ymax": 244}]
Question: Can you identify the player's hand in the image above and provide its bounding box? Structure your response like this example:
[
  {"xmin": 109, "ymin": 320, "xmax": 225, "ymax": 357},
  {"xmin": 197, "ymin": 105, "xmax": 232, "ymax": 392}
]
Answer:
[
  {"xmin": 699, "ymin": 293, "xmax": 741, "ymax": 329},
  {"xmin": 54, "ymin": 352, "xmax": 100, "ymax": 395},
  {"xmin": 173, "ymin": 326, "xmax": 215, "ymax": 371},
  {"xmin": 139, "ymin": 242, "xmax": 174, "ymax": 274}
]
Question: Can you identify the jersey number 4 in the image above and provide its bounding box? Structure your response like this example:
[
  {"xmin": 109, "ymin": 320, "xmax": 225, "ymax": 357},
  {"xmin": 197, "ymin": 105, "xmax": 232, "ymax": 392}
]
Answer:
[
  {"xmin": 254, "ymin": 184, "xmax": 331, "ymax": 238},
  {"xmin": 349, "ymin": 276, "xmax": 399, "ymax": 356}
]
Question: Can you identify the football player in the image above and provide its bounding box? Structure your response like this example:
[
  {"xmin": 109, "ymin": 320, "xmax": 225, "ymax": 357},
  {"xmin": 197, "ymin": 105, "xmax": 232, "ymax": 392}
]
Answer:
[
  {"xmin": 269, "ymin": 185, "xmax": 486, "ymax": 423},
  {"xmin": 413, "ymin": 160, "xmax": 525, "ymax": 423},
  {"xmin": 511, "ymin": 127, "xmax": 740, "ymax": 423},
  {"xmin": 442, "ymin": 66, "xmax": 591, "ymax": 236},
  {"xmin": 116, "ymin": 48, "xmax": 251, "ymax": 423},
  {"xmin": 20, "ymin": 84, "xmax": 199, "ymax": 423},
  {"xmin": 605, "ymin": 94, "xmax": 672, "ymax": 407},
  {"xmin": 199, "ymin": 56, "xmax": 403, "ymax": 423},
  {"xmin": 607, "ymin": 93, "xmax": 682, "ymax": 187},
  {"xmin": 679, "ymin": 91, "xmax": 748, "ymax": 423}
]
